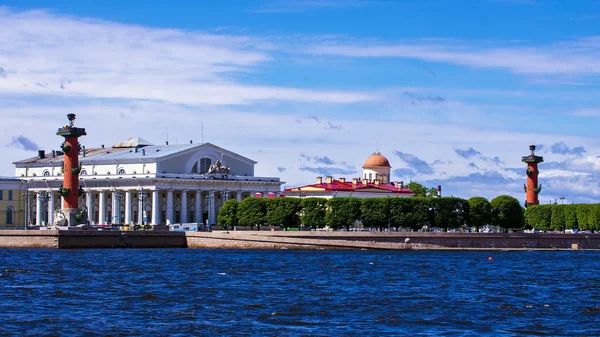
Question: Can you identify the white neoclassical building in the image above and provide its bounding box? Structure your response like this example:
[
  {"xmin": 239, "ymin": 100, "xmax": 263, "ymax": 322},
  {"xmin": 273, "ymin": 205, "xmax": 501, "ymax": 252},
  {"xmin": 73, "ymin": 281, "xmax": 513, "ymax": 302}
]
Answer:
[{"xmin": 13, "ymin": 138, "xmax": 283, "ymax": 227}]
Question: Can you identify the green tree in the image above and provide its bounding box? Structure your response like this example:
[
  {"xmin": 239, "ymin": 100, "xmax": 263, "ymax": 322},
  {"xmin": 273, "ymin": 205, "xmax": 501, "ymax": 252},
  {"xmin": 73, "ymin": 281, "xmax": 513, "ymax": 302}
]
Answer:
[
  {"xmin": 468, "ymin": 197, "xmax": 492, "ymax": 231},
  {"xmin": 490, "ymin": 195, "xmax": 524, "ymax": 230},
  {"xmin": 388, "ymin": 198, "xmax": 416, "ymax": 230},
  {"xmin": 426, "ymin": 187, "xmax": 439, "ymax": 198},
  {"xmin": 430, "ymin": 197, "xmax": 469, "ymax": 230},
  {"xmin": 588, "ymin": 204, "xmax": 600, "ymax": 232},
  {"xmin": 325, "ymin": 197, "xmax": 361, "ymax": 230},
  {"xmin": 217, "ymin": 199, "xmax": 238, "ymax": 229},
  {"xmin": 300, "ymin": 198, "xmax": 328, "ymax": 229},
  {"xmin": 237, "ymin": 197, "xmax": 266, "ymax": 230},
  {"xmin": 361, "ymin": 198, "xmax": 389, "ymax": 230},
  {"xmin": 576, "ymin": 204, "xmax": 591, "ymax": 230},
  {"xmin": 265, "ymin": 198, "xmax": 301, "ymax": 229},
  {"xmin": 550, "ymin": 205, "xmax": 565, "ymax": 231},
  {"xmin": 406, "ymin": 182, "xmax": 427, "ymax": 197},
  {"xmin": 524, "ymin": 205, "xmax": 552, "ymax": 231},
  {"xmin": 564, "ymin": 205, "xmax": 578, "ymax": 230}
]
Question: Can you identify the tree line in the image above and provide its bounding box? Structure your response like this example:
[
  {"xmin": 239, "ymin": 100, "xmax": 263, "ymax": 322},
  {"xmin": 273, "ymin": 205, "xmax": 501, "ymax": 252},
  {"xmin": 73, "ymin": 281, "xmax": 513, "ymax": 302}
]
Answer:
[
  {"xmin": 217, "ymin": 194, "xmax": 527, "ymax": 231},
  {"xmin": 523, "ymin": 204, "xmax": 600, "ymax": 231}
]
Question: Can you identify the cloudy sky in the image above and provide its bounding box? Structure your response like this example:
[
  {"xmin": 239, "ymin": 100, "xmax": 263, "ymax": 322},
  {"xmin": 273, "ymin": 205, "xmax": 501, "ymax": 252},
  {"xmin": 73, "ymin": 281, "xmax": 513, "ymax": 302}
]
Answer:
[{"xmin": 1, "ymin": 0, "xmax": 599, "ymax": 204}]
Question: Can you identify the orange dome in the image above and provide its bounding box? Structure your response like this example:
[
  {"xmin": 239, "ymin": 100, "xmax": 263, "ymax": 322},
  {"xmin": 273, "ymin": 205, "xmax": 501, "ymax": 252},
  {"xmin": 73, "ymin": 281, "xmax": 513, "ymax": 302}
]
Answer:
[{"xmin": 363, "ymin": 152, "xmax": 391, "ymax": 168}]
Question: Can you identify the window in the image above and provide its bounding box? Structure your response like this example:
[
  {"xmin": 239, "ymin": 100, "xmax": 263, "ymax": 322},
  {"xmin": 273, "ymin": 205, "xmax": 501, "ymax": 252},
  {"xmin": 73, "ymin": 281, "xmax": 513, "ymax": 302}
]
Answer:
[
  {"xmin": 0, "ymin": 190, "xmax": 3, "ymax": 200},
  {"xmin": 189, "ymin": 211, "xmax": 194, "ymax": 222},
  {"xmin": 175, "ymin": 211, "xmax": 180, "ymax": 223},
  {"xmin": 6, "ymin": 208, "xmax": 13, "ymax": 225},
  {"xmin": 368, "ymin": 173, "xmax": 372, "ymax": 181},
  {"xmin": 80, "ymin": 170, "xmax": 87, "ymax": 175},
  {"xmin": 200, "ymin": 158, "xmax": 212, "ymax": 174},
  {"xmin": 118, "ymin": 168, "xmax": 126, "ymax": 175},
  {"xmin": 134, "ymin": 211, "xmax": 139, "ymax": 223},
  {"xmin": 94, "ymin": 211, "xmax": 99, "ymax": 223},
  {"xmin": 42, "ymin": 170, "xmax": 50, "ymax": 177},
  {"xmin": 192, "ymin": 162, "xmax": 198, "ymax": 174},
  {"xmin": 107, "ymin": 211, "xmax": 112, "ymax": 223},
  {"xmin": 161, "ymin": 211, "xmax": 166, "ymax": 223},
  {"xmin": 8, "ymin": 191, "xmax": 12, "ymax": 201}
]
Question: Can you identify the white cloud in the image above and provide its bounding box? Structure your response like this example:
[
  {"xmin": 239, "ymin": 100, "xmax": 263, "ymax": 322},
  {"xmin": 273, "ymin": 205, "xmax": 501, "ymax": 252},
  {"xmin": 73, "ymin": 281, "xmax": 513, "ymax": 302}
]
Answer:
[
  {"xmin": 307, "ymin": 38, "xmax": 600, "ymax": 76},
  {"xmin": 0, "ymin": 8, "xmax": 377, "ymax": 105}
]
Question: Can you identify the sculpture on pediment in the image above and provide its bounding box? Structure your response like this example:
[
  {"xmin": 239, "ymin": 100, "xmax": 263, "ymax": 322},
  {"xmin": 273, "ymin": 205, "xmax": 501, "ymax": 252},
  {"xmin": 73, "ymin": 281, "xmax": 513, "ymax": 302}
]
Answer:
[{"xmin": 207, "ymin": 153, "xmax": 231, "ymax": 174}]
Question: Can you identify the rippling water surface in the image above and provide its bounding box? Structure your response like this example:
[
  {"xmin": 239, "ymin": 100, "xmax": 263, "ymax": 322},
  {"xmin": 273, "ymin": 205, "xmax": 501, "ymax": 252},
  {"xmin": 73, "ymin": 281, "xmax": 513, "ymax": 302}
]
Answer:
[{"xmin": 1, "ymin": 249, "xmax": 599, "ymax": 336}]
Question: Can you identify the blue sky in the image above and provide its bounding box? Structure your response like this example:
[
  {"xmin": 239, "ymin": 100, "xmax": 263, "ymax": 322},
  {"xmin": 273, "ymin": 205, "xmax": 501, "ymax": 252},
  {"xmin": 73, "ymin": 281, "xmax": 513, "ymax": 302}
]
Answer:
[{"xmin": 1, "ymin": 0, "xmax": 599, "ymax": 204}]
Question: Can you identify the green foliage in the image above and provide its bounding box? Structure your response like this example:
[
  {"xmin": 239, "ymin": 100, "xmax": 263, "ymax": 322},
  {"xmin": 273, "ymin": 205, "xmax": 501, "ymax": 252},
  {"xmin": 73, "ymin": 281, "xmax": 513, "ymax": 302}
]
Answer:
[
  {"xmin": 524, "ymin": 205, "xmax": 552, "ymax": 231},
  {"xmin": 468, "ymin": 197, "xmax": 492, "ymax": 230},
  {"xmin": 564, "ymin": 205, "xmax": 578, "ymax": 230},
  {"xmin": 430, "ymin": 197, "xmax": 469, "ymax": 229},
  {"xmin": 588, "ymin": 205, "xmax": 600, "ymax": 232},
  {"xmin": 218, "ymin": 199, "xmax": 238, "ymax": 227},
  {"xmin": 71, "ymin": 167, "xmax": 81, "ymax": 175},
  {"xmin": 360, "ymin": 198, "xmax": 389, "ymax": 229},
  {"xmin": 237, "ymin": 197, "xmax": 265, "ymax": 228},
  {"xmin": 326, "ymin": 197, "xmax": 361, "ymax": 230},
  {"xmin": 388, "ymin": 198, "xmax": 417, "ymax": 230},
  {"xmin": 576, "ymin": 204, "xmax": 591, "ymax": 230},
  {"xmin": 61, "ymin": 142, "xmax": 71, "ymax": 153},
  {"xmin": 491, "ymin": 195, "xmax": 524, "ymax": 230},
  {"xmin": 300, "ymin": 198, "xmax": 327, "ymax": 229},
  {"xmin": 550, "ymin": 205, "xmax": 565, "ymax": 231},
  {"xmin": 412, "ymin": 197, "xmax": 432, "ymax": 229},
  {"xmin": 265, "ymin": 198, "xmax": 301, "ymax": 228},
  {"xmin": 406, "ymin": 182, "xmax": 426, "ymax": 198},
  {"xmin": 426, "ymin": 187, "xmax": 439, "ymax": 198}
]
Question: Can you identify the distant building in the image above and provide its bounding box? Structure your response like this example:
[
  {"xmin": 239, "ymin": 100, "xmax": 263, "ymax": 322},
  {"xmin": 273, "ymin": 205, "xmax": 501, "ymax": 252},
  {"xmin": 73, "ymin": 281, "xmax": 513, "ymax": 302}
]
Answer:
[
  {"xmin": 284, "ymin": 152, "xmax": 413, "ymax": 198},
  {"xmin": 0, "ymin": 177, "xmax": 26, "ymax": 228},
  {"xmin": 14, "ymin": 137, "xmax": 283, "ymax": 227}
]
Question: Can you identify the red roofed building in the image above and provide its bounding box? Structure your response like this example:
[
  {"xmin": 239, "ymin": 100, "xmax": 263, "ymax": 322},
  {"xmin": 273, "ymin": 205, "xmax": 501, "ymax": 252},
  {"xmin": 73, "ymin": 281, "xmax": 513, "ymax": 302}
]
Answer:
[{"xmin": 284, "ymin": 152, "xmax": 414, "ymax": 198}]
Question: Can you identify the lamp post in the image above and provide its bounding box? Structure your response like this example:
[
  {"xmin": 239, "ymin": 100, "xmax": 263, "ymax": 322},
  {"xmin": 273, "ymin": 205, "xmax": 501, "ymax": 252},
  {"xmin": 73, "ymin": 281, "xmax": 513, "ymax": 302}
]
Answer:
[
  {"xmin": 560, "ymin": 197, "xmax": 565, "ymax": 205},
  {"xmin": 22, "ymin": 191, "xmax": 31, "ymax": 230}
]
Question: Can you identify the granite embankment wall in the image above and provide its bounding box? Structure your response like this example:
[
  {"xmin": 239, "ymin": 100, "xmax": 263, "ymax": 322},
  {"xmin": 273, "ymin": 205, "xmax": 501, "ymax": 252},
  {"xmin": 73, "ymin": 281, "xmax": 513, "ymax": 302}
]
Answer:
[{"xmin": 1, "ymin": 230, "xmax": 599, "ymax": 250}]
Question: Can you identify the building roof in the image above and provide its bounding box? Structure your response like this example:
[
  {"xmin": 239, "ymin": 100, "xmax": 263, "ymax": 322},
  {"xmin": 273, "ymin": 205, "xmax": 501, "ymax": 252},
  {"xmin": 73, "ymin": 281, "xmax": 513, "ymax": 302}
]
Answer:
[
  {"xmin": 284, "ymin": 178, "xmax": 412, "ymax": 195},
  {"xmin": 13, "ymin": 140, "xmax": 257, "ymax": 166},
  {"xmin": 363, "ymin": 152, "xmax": 391, "ymax": 168},
  {"xmin": 112, "ymin": 137, "xmax": 154, "ymax": 148}
]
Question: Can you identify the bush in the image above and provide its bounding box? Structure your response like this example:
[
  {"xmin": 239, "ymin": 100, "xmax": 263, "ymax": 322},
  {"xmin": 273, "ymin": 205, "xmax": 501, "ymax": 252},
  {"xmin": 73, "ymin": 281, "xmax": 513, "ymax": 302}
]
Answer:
[{"xmin": 491, "ymin": 195, "xmax": 524, "ymax": 230}]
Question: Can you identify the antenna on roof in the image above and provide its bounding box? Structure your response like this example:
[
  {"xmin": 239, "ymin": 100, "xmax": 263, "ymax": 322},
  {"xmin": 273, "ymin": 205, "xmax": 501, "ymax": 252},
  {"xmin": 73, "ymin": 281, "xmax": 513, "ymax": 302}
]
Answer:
[{"xmin": 376, "ymin": 140, "xmax": 379, "ymax": 154}]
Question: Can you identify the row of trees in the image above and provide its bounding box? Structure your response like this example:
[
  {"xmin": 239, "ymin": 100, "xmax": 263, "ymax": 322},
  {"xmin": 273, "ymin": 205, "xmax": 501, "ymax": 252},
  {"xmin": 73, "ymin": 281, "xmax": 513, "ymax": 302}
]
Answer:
[
  {"xmin": 217, "ymin": 194, "xmax": 525, "ymax": 231},
  {"xmin": 524, "ymin": 204, "xmax": 600, "ymax": 231}
]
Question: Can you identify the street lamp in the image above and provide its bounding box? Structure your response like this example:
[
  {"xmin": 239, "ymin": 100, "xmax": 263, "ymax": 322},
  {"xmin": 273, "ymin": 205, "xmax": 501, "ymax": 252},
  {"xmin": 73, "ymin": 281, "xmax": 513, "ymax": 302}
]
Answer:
[{"xmin": 560, "ymin": 197, "xmax": 565, "ymax": 205}]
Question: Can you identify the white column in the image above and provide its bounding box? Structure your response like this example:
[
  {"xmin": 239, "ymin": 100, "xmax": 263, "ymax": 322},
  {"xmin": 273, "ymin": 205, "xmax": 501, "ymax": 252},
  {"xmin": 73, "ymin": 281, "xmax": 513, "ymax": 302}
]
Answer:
[
  {"xmin": 195, "ymin": 190, "xmax": 202, "ymax": 224},
  {"xmin": 111, "ymin": 191, "xmax": 118, "ymax": 224},
  {"xmin": 138, "ymin": 191, "xmax": 144, "ymax": 224},
  {"xmin": 36, "ymin": 193, "xmax": 42, "ymax": 226},
  {"xmin": 48, "ymin": 192, "xmax": 55, "ymax": 226},
  {"xmin": 236, "ymin": 191, "xmax": 242, "ymax": 202},
  {"xmin": 181, "ymin": 190, "xmax": 188, "ymax": 223},
  {"xmin": 124, "ymin": 190, "xmax": 132, "ymax": 225},
  {"xmin": 151, "ymin": 190, "xmax": 159, "ymax": 225},
  {"xmin": 166, "ymin": 190, "xmax": 174, "ymax": 225},
  {"xmin": 208, "ymin": 191, "xmax": 215, "ymax": 225},
  {"xmin": 86, "ymin": 191, "xmax": 93, "ymax": 224},
  {"xmin": 98, "ymin": 191, "xmax": 106, "ymax": 224}
]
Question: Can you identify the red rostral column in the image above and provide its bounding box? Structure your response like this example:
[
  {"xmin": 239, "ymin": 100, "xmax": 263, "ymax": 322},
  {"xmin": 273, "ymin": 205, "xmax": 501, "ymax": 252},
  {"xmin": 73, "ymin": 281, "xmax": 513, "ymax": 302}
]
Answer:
[
  {"xmin": 521, "ymin": 145, "xmax": 543, "ymax": 207},
  {"xmin": 57, "ymin": 114, "xmax": 86, "ymax": 225}
]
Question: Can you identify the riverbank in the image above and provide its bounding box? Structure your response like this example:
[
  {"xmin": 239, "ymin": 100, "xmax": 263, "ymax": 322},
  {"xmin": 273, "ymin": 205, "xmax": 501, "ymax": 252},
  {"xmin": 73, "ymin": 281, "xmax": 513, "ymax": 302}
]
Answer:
[{"xmin": 0, "ymin": 230, "xmax": 598, "ymax": 250}]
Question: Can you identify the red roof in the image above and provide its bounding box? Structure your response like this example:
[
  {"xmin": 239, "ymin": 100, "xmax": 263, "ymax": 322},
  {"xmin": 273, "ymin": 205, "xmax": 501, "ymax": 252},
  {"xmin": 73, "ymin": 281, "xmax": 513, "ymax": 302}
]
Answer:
[{"xmin": 284, "ymin": 179, "xmax": 413, "ymax": 195}]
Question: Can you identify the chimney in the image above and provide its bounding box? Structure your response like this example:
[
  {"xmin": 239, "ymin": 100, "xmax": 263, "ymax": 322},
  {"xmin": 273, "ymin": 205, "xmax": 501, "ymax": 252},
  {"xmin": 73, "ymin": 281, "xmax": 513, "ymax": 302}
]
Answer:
[
  {"xmin": 325, "ymin": 176, "xmax": 333, "ymax": 184},
  {"xmin": 339, "ymin": 177, "xmax": 346, "ymax": 183},
  {"xmin": 361, "ymin": 178, "xmax": 368, "ymax": 185},
  {"xmin": 82, "ymin": 146, "xmax": 86, "ymax": 157},
  {"xmin": 316, "ymin": 176, "xmax": 323, "ymax": 184},
  {"xmin": 437, "ymin": 185, "xmax": 442, "ymax": 197},
  {"xmin": 352, "ymin": 178, "xmax": 358, "ymax": 185},
  {"xmin": 189, "ymin": 140, "xmax": 193, "ymax": 144},
  {"xmin": 374, "ymin": 179, "xmax": 380, "ymax": 186},
  {"xmin": 142, "ymin": 149, "xmax": 146, "ymax": 156},
  {"xmin": 166, "ymin": 141, "xmax": 169, "ymax": 145},
  {"xmin": 399, "ymin": 181, "xmax": 404, "ymax": 189},
  {"xmin": 38, "ymin": 150, "xmax": 45, "ymax": 159},
  {"xmin": 134, "ymin": 147, "xmax": 138, "ymax": 153},
  {"xmin": 52, "ymin": 150, "xmax": 56, "ymax": 158},
  {"xmin": 101, "ymin": 144, "xmax": 105, "ymax": 149}
]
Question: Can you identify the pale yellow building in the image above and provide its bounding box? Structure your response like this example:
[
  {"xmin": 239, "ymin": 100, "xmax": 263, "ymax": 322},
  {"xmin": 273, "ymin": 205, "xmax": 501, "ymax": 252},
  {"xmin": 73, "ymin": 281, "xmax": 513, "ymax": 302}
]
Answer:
[{"xmin": 0, "ymin": 177, "xmax": 26, "ymax": 228}]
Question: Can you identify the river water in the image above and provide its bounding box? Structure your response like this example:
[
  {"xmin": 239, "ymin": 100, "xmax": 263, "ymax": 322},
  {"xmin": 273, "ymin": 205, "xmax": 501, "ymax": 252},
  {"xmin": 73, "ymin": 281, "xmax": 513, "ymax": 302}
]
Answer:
[{"xmin": 1, "ymin": 249, "xmax": 599, "ymax": 336}]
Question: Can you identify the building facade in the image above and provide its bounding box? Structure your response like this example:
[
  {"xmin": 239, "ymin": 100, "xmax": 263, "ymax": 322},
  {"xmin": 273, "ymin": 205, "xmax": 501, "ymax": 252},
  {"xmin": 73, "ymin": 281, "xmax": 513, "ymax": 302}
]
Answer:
[
  {"xmin": 284, "ymin": 152, "xmax": 413, "ymax": 198},
  {"xmin": 14, "ymin": 138, "xmax": 283, "ymax": 227},
  {"xmin": 0, "ymin": 177, "xmax": 26, "ymax": 228}
]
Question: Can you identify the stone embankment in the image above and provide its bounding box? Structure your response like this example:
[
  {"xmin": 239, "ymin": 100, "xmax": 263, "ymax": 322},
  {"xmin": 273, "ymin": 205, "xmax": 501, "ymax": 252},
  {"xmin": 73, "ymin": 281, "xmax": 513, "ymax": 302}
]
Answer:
[{"xmin": 0, "ymin": 230, "xmax": 598, "ymax": 250}]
